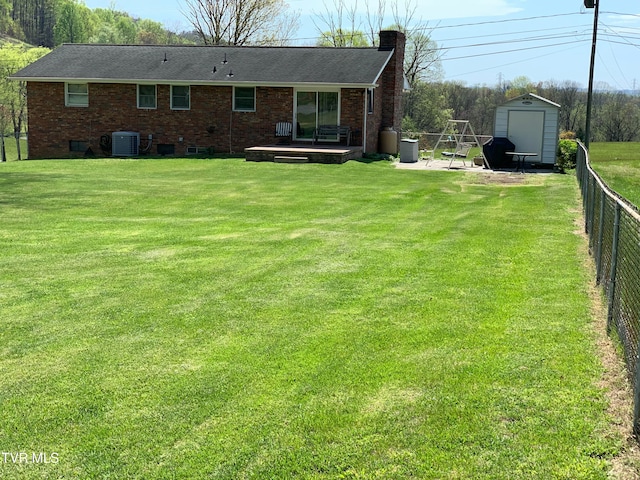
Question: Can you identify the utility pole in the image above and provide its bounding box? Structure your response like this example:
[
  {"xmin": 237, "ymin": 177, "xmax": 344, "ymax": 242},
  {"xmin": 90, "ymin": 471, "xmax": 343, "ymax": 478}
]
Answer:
[{"xmin": 584, "ymin": 0, "xmax": 599, "ymax": 148}]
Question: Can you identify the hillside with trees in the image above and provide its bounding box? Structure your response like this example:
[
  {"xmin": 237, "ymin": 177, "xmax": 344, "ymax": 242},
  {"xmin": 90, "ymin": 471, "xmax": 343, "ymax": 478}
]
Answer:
[{"xmin": 0, "ymin": 0, "xmax": 193, "ymax": 47}]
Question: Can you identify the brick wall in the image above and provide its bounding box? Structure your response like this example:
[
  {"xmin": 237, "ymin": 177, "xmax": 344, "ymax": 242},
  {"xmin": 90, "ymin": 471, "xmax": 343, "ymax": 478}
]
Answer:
[
  {"xmin": 28, "ymin": 83, "xmax": 298, "ymax": 158},
  {"xmin": 375, "ymin": 30, "xmax": 406, "ymax": 154},
  {"xmin": 27, "ymin": 82, "xmax": 372, "ymax": 159},
  {"xmin": 25, "ymin": 32, "xmax": 405, "ymax": 159}
]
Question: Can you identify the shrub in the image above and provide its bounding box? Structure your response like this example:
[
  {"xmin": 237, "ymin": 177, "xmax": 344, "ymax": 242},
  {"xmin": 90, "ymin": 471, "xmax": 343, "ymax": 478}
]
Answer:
[{"xmin": 556, "ymin": 139, "xmax": 578, "ymax": 172}]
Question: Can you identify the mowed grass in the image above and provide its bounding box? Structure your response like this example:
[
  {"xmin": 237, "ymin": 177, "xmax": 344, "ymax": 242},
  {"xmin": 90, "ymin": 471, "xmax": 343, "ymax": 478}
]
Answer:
[
  {"xmin": 589, "ymin": 142, "xmax": 640, "ymax": 207},
  {"xmin": 0, "ymin": 158, "xmax": 621, "ymax": 478}
]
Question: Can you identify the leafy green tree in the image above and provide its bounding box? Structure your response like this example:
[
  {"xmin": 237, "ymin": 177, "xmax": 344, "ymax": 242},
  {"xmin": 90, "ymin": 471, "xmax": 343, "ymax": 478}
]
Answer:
[
  {"xmin": 316, "ymin": 29, "xmax": 369, "ymax": 47},
  {"xmin": 0, "ymin": 44, "xmax": 49, "ymax": 159},
  {"xmin": 89, "ymin": 23, "xmax": 120, "ymax": 44},
  {"xmin": 135, "ymin": 19, "xmax": 168, "ymax": 45},
  {"xmin": 0, "ymin": 0, "xmax": 17, "ymax": 37},
  {"xmin": 54, "ymin": 0, "xmax": 90, "ymax": 44},
  {"xmin": 594, "ymin": 92, "xmax": 640, "ymax": 142},
  {"xmin": 403, "ymin": 81, "xmax": 452, "ymax": 133},
  {"xmin": 10, "ymin": 0, "xmax": 56, "ymax": 47},
  {"xmin": 116, "ymin": 16, "xmax": 137, "ymax": 44},
  {"xmin": 505, "ymin": 75, "xmax": 541, "ymax": 98}
]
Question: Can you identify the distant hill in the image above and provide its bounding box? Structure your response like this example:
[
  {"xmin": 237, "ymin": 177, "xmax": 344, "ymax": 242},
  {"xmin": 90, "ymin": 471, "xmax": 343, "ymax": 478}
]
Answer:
[
  {"xmin": 0, "ymin": 34, "xmax": 32, "ymax": 47},
  {"xmin": 1, "ymin": 1, "xmax": 193, "ymax": 48}
]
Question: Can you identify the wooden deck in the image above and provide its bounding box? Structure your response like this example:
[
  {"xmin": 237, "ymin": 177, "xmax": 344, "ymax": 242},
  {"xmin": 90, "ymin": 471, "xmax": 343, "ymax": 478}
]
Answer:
[{"xmin": 244, "ymin": 144, "xmax": 363, "ymax": 164}]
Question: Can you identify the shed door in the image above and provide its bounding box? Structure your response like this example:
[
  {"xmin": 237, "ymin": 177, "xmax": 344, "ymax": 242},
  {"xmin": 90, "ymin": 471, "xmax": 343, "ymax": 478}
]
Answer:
[{"xmin": 507, "ymin": 110, "xmax": 544, "ymax": 157}]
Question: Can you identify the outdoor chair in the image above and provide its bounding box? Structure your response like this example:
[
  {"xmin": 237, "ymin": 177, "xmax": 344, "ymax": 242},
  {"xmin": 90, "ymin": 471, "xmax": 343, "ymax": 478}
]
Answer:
[
  {"xmin": 441, "ymin": 142, "xmax": 471, "ymax": 158},
  {"xmin": 441, "ymin": 142, "xmax": 471, "ymax": 169},
  {"xmin": 275, "ymin": 122, "xmax": 293, "ymax": 144}
]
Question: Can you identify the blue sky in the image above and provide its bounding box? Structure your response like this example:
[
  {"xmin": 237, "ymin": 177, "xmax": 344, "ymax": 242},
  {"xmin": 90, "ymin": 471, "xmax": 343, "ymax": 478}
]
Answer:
[{"xmin": 82, "ymin": 0, "xmax": 640, "ymax": 89}]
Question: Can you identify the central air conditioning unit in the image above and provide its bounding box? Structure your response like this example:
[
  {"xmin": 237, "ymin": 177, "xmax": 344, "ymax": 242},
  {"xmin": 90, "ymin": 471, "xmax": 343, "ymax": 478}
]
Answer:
[{"xmin": 112, "ymin": 131, "xmax": 140, "ymax": 156}]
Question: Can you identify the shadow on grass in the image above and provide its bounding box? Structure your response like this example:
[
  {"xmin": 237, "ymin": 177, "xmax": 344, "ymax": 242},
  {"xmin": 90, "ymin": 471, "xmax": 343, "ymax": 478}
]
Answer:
[
  {"xmin": 355, "ymin": 154, "xmax": 396, "ymax": 164},
  {"xmin": 0, "ymin": 172, "xmax": 71, "ymax": 206}
]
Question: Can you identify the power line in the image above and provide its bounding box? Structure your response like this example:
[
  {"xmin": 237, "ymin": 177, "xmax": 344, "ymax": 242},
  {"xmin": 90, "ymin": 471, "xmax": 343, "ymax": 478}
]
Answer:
[
  {"xmin": 601, "ymin": 11, "xmax": 640, "ymax": 18},
  {"xmin": 433, "ymin": 32, "xmax": 589, "ymax": 52},
  {"xmin": 286, "ymin": 7, "xmax": 640, "ymax": 86},
  {"xmin": 411, "ymin": 12, "xmax": 584, "ymax": 33},
  {"xmin": 434, "ymin": 23, "xmax": 593, "ymax": 44},
  {"xmin": 440, "ymin": 39, "xmax": 585, "ymax": 62},
  {"xmin": 448, "ymin": 43, "xmax": 585, "ymax": 80},
  {"xmin": 291, "ymin": 11, "xmax": 588, "ymax": 44}
]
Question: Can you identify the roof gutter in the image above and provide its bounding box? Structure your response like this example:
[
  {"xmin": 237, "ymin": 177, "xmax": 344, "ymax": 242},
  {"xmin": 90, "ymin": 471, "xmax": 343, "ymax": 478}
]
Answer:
[{"xmin": 8, "ymin": 76, "xmax": 379, "ymax": 90}]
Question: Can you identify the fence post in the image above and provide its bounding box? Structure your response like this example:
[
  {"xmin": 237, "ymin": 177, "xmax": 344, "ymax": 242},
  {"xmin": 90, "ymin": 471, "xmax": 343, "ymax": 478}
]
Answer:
[
  {"xmin": 588, "ymin": 178, "xmax": 597, "ymax": 246},
  {"xmin": 582, "ymin": 157, "xmax": 590, "ymax": 231},
  {"xmin": 635, "ymin": 349, "xmax": 640, "ymax": 437},
  {"xmin": 595, "ymin": 193, "xmax": 606, "ymax": 284},
  {"xmin": 606, "ymin": 203, "xmax": 620, "ymax": 334}
]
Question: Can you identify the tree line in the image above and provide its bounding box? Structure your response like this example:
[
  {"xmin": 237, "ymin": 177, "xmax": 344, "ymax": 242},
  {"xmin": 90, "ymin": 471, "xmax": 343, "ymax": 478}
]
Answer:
[
  {"xmin": 0, "ymin": 0, "xmax": 192, "ymax": 47},
  {"xmin": 404, "ymin": 76, "xmax": 640, "ymax": 143}
]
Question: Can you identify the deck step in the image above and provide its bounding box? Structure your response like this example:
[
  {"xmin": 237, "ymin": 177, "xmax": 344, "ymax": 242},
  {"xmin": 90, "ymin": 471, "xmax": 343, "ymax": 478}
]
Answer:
[{"xmin": 274, "ymin": 156, "xmax": 309, "ymax": 163}]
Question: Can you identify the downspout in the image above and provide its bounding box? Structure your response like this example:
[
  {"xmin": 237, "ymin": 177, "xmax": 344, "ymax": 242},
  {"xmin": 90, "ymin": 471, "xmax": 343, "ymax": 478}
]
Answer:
[{"xmin": 362, "ymin": 88, "xmax": 368, "ymax": 154}]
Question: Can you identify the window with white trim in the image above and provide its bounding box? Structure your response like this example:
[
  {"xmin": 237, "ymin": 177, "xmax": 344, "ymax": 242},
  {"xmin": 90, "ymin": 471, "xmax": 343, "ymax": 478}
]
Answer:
[
  {"xmin": 233, "ymin": 87, "xmax": 255, "ymax": 112},
  {"xmin": 137, "ymin": 84, "xmax": 157, "ymax": 109},
  {"xmin": 65, "ymin": 83, "xmax": 88, "ymax": 107},
  {"xmin": 367, "ymin": 87, "xmax": 374, "ymax": 114},
  {"xmin": 171, "ymin": 85, "xmax": 190, "ymax": 110}
]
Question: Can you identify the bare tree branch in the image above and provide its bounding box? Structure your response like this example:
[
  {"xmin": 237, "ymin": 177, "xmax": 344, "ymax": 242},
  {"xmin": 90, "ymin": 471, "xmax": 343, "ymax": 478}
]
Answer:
[
  {"xmin": 312, "ymin": 0, "xmax": 362, "ymax": 47},
  {"xmin": 364, "ymin": 0, "xmax": 385, "ymax": 46},
  {"xmin": 181, "ymin": 0, "xmax": 299, "ymax": 46}
]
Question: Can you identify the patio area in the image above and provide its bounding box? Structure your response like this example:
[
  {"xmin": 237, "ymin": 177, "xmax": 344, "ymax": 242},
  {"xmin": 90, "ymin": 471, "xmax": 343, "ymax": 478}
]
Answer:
[{"xmin": 395, "ymin": 158, "xmax": 557, "ymax": 173}]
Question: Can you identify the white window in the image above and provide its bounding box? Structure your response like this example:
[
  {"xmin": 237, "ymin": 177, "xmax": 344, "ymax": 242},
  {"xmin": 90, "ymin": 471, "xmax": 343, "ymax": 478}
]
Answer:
[
  {"xmin": 233, "ymin": 87, "xmax": 255, "ymax": 112},
  {"xmin": 65, "ymin": 83, "xmax": 88, "ymax": 107},
  {"xmin": 171, "ymin": 85, "xmax": 190, "ymax": 110},
  {"xmin": 137, "ymin": 84, "xmax": 157, "ymax": 109}
]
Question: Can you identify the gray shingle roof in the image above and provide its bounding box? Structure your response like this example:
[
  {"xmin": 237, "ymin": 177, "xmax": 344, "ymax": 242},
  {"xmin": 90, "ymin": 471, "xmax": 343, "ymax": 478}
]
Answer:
[{"xmin": 11, "ymin": 43, "xmax": 394, "ymax": 87}]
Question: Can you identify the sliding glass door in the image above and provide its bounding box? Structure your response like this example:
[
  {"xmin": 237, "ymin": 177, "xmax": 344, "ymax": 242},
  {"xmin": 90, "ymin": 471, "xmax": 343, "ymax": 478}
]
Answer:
[{"xmin": 295, "ymin": 90, "xmax": 339, "ymax": 140}]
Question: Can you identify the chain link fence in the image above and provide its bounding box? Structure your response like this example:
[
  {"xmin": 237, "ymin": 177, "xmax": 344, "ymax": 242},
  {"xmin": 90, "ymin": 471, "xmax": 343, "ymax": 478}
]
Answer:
[{"xmin": 576, "ymin": 141, "xmax": 640, "ymax": 435}]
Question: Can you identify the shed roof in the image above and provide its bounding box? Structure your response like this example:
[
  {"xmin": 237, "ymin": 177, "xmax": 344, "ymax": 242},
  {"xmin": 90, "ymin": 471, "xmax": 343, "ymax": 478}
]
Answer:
[
  {"xmin": 501, "ymin": 93, "xmax": 561, "ymax": 109},
  {"xmin": 10, "ymin": 43, "xmax": 395, "ymax": 88}
]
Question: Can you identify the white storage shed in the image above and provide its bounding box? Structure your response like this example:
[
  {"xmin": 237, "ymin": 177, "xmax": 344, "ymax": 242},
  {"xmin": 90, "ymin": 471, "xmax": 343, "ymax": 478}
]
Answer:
[{"xmin": 494, "ymin": 93, "xmax": 561, "ymax": 165}]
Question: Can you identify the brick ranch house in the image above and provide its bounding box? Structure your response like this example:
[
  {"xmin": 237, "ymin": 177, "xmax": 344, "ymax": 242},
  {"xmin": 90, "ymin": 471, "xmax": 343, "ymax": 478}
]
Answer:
[{"xmin": 11, "ymin": 30, "xmax": 406, "ymax": 160}]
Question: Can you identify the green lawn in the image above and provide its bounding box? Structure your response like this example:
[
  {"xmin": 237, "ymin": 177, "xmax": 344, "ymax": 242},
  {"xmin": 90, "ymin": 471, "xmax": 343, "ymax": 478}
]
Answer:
[
  {"xmin": 0, "ymin": 158, "xmax": 622, "ymax": 478},
  {"xmin": 589, "ymin": 142, "xmax": 640, "ymax": 207}
]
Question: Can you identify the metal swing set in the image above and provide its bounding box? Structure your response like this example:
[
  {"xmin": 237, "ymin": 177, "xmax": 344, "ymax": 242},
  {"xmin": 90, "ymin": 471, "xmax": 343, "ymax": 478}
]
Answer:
[{"xmin": 428, "ymin": 120, "xmax": 485, "ymax": 169}]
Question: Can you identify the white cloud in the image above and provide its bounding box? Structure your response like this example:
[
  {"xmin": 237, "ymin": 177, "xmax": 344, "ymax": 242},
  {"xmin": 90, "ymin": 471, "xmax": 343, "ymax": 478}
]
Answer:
[{"xmin": 604, "ymin": 12, "xmax": 640, "ymax": 25}]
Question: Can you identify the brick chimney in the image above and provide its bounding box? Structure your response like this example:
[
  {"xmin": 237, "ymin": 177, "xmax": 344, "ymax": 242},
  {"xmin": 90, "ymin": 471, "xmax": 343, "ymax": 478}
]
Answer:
[{"xmin": 378, "ymin": 30, "xmax": 406, "ymax": 142}]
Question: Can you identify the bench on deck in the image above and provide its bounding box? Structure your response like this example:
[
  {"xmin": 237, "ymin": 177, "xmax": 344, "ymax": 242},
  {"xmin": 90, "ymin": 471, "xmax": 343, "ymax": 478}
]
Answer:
[{"xmin": 313, "ymin": 125, "xmax": 352, "ymax": 146}]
